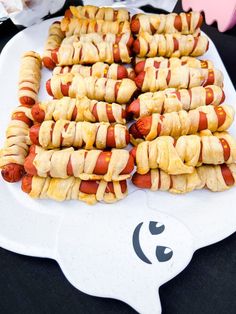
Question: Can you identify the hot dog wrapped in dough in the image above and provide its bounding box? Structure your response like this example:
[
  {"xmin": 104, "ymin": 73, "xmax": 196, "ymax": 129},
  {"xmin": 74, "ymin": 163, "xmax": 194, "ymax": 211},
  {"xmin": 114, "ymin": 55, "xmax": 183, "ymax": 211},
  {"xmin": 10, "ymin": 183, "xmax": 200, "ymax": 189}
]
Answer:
[
  {"xmin": 29, "ymin": 121, "xmax": 130, "ymax": 149},
  {"xmin": 51, "ymin": 33, "xmax": 133, "ymax": 65},
  {"xmin": 134, "ymin": 67, "xmax": 223, "ymax": 92},
  {"xmin": 127, "ymin": 85, "xmax": 225, "ymax": 119},
  {"xmin": 132, "ymin": 164, "xmax": 236, "ymax": 193},
  {"xmin": 64, "ymin": 5, "xmax": 130, "ymax": 22},
  {"xmin": 31, "ymin": 97, "xmax": 127, "ymax": 124},
  {"xmin": 42, "ymin": 22, "xmax": 65, "ymax": 69},
  {"xmin": 22, "ymin": 175, "xmax": 128, "ymax": 205},
  {"xmin": 61, "ymin": 18, "xmax": 131, "ymax": 37},
  {"xmin": 46, "ymin": 74, "xmax": 137, "ymax": 104},
  {"xmin": 18, "ymin": 51, "xmax": 41, "ymax": 106},
  {"xmin": 133, "ymin": 32, "xmax": 209, "ymax": 58},
  {"xmin": 131, "ymin": 131, "xmax": 236, "ymax": 175},
  {"xmin": 53, "ymin": 62, "xmax": 135, "ymax": 80},
  {"xmin": 0, "ymin": 105, "xmax": 33, "ymax": 182},
  {"xmin": 134, "ymin": 56, "xmax": 214, "ymax": 75},
  {"xmin": 131, "ymin": 12, "xmax": 203, "ymax": 35},
  {"xmin": 129, "ymin": 105, "xmax": 234, "ymax": 144},
  {"xmin": 24, "ymin": 145, "xmax": 134, "ymax": 181}
]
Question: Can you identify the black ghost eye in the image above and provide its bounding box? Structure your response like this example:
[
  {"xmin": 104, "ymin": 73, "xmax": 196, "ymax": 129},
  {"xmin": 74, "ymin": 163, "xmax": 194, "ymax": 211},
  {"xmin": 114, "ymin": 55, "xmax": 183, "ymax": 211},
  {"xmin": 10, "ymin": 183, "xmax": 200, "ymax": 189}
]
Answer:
[
  {"xmin": 149, "ymin": 221, "xmax": 165, "ymax": 235},
  {"xmin": 156, "ymin": 246, "xmax": 173, "ymax": 262}
]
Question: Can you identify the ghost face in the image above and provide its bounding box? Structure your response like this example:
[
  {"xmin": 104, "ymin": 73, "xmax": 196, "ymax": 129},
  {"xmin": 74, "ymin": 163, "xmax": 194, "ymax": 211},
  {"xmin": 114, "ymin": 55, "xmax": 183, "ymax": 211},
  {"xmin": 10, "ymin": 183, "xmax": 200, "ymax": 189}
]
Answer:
[{"xmin": 132, "ymin": 221, "xmax": 173, "ymax": 264}]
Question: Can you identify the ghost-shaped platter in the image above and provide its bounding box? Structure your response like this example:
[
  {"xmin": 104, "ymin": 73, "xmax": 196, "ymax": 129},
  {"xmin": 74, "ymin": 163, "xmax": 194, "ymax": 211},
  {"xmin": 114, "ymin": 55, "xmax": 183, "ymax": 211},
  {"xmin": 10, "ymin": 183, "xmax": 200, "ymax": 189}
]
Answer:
[{"xmin": 0, "ymin": 8, "xmax": 235, "ymax": 314}]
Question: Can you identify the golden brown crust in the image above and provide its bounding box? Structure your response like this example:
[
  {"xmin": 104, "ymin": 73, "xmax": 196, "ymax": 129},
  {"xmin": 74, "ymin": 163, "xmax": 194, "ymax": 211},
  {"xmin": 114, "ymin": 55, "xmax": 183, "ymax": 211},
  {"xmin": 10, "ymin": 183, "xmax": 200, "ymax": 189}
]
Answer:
[
  {"xmin": 33, "ymin": 97, "xmax": 126, "ymax": 124},
  {"xmin": 139, "ymin": 67, "xmax": 223, "ymax": 92},
  {"xmin": 132, "ymin": 12, "xmax": 202, "ymax": 35},
  {"xmin": 130, "ymin": 105, "xmax": 234, "ymax": 145},
  {"xmin": 130, "ymin": 85, "xmax": 225, "ymax": 118},
  {"xmin": 42, "ymin": 22, "xmax": 65, "ymax": 68},
  {"xmin": 57, "ymin": 33, "xmax": 132, "ymax": 65},
  {"xmin": 68, "ymin": 5, "xmax": 130, "ymax": 21},
  {"xmin": 28, "ymin": 146, "xmax": 132, "ymax": 181},
  {"xmin": 61, "ymin": 18, "xmax": 130, "ymax": 36},
  {"xmin": 18, "ymin": 51, "xmax": 41, "ymax": 106},
  {"xmin": 135, "ymin": 132, "xmax": 236, "ymax": 175},
  {"xmin": 25, "ymin": 176, "xmax": 128, "ymax": 204},
  {"xmin": 135, "ymin": 32, "xmax": 209, "ymax": 58},
  {"xmin": 49, "ymin": 74, "xmax": 137, "ymax": 104},
  {"xmin": 33, "ymin": 120, "xmax": 129, "ymax": 149},
  {"xmin": 132, "ymin": 164, "xmax": 236, "ymax": 193}
]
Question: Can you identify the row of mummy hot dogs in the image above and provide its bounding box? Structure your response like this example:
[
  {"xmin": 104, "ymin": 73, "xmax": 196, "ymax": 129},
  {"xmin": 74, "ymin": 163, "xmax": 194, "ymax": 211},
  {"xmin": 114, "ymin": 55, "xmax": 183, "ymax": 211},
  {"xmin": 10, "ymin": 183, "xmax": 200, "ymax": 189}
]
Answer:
[{"xmin": 0, "ymin": 5, "xmax": 235, "ymax": 205}]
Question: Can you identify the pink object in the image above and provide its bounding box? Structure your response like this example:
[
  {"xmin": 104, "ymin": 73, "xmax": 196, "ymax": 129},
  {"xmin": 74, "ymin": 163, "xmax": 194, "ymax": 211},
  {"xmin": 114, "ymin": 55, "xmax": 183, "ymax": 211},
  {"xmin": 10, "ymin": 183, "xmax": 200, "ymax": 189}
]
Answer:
[{"xmin": 182, "ymin": 0, "xmax": 236, "ymax": 32}]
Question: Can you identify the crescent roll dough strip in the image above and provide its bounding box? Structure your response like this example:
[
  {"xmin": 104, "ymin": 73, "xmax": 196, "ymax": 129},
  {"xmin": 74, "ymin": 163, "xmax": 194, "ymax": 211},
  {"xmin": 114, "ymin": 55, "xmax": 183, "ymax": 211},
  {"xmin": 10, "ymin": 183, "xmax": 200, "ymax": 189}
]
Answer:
[
  {"xmin": 131, "ymin": 12, "xmax": 202, "ymax": 35},
  {"xmin": 67, "ymin": 5, "xmax": 130, "ymax": 21},
  {"xmin": 23, "ymin": 176, "xmax": 128, "ymax": 204},
  {"xmin": 42, "ymin": 22, "xmax": 65, "ymax": 69},
  {"xmin": 132, "ymin": 164, "xmax": 236, "ymax": 193},
  {"xmin": 18, "ymin": 51, "xmax": 41, "ymax": 106},
  {"xmin": 61, "ymin": 18, "xmax": 131, "ymax": 37},
  {"xmin": 127, "ymin": 85, "xmax": 225, "ymax": 119},
  {"xmin": 134, "ymin": 32, "xmax": 209, "ymax": 58},
  {"xmin": 135, "ymin": 132, "xmax": 236, "ymax": 175},
  {"xmin": 31, "ymin": 97, "xmax": 126, "ymax": 124},
  {"xmin": 130, "ymin": 105, "xmax": 234, "ymax": 144},
  {"xmin": 137, "ymin": 67, "xmax": 223, "ymax": 92},
  {"xmin": 31, "ymin": 120, "xmax": 129, "ymax": 149},
  {"xmin": 48, "ymin": 74, "xmax": 137, "ymax": 104},
  {"xmin": 53, "ymin": 62, "xmax": 129, "ymax": 80},
  {"xmin": 135, "ymin": 56, "xmax": 214, "ymax": 73},
  {"xmin": 56, "ymin": 33, "xmax": 132, "ymax": 65},
  {"xmin": 25, "ymin": 146, "xmax": 132, "ymax": 181}
]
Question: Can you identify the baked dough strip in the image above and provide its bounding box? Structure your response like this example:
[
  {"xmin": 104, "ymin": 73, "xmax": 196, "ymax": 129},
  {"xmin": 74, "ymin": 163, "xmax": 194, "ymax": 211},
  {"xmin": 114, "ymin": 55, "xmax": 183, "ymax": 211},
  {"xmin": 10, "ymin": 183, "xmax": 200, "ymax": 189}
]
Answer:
[{"xmin": 132, "ymin": 164, "xmax": 236, "ymax": 193}]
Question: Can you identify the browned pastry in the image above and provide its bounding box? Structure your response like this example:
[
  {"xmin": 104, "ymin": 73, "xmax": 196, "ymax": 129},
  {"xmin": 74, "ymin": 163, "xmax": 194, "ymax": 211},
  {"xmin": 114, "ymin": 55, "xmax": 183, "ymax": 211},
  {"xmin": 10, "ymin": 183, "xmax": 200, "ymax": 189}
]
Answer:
[
  {"xmin": 132, "ymin": 164, "xmax": 236, "ymax": 193},
  {"xmin": 22, "ymin": 174, "xmax": 128, "ymax": 204},
  {"xmin": 18, "ymin": 51, "xmax": 41, "ymax": 106}
]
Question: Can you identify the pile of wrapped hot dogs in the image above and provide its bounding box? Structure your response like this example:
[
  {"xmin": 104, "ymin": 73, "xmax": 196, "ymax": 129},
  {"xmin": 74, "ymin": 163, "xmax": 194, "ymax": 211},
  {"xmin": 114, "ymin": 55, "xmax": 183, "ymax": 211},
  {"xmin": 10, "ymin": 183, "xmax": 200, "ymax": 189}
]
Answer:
[{"xmin": 0, "ymin": 5, "xmax": 235, "ymax": 205}]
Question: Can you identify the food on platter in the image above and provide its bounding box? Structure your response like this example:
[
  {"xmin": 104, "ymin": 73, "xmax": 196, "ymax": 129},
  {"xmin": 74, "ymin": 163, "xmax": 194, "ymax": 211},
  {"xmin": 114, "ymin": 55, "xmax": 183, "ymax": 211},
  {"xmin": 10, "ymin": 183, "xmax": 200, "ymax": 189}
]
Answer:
[
  {"xmin": 130, "ymin": 131, "xmax": 236, "ymax": 175},
  {"xmin": 31, "ymin": 97, "xmax": 127, "ymax": 124},
  {"xmin": 132, "ymin": 164, "xmax": 236, "ymax": 193},
  {"xmin": 1, "ymin": 5, "xmax": 235, "ymax": 205},
  {"xmin": 129, "ymin": 105, "xmax": 234, "ymax": 144},
  {"xmin": 22, "ymin": 174, "xmax": 128, "ymax": 204},
  {"xmin": 127, "ymin": 85, "xmax": 225, "ymax": 118},
  {"xmin": 130, "ymin": 12, "xmax": 203, "ymax": 35},
  {"xmin": 29, "ymin": 121, "xmax": 130, "ymax": 149}
]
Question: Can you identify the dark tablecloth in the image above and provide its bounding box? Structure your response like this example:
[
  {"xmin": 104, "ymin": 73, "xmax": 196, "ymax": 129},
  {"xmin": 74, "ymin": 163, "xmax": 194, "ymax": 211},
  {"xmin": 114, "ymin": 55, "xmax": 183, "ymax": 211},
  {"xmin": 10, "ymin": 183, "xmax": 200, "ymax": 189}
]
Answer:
[{"xmin": 0, "ymin": 1, "xmax": 236, "ymax": 313}]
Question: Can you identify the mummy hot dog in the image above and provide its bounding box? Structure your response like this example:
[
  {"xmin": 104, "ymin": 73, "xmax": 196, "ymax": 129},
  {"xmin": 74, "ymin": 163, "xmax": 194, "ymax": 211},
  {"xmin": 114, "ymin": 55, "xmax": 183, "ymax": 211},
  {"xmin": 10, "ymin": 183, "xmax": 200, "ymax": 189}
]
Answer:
[
  {"xmin": 129, "ymin": 105, "xmax": 234, "ymax": 144},
  {"xmin": 31, "ymin": 97, "xmax": 127, "ymax": 124},
  {"xmin": 131, "ymin": 12, "xmax": 203, "ymax": 35},
  {"xmin": 46, "ymin": 74, "xmax": 137, "ymax": 104},
  {"xmin": 24, "ymin": 145, "xmax": 134, "ymax": 181},
  {"xmin": 134, "ymin": 57, "xmax": 214, "ymax": 75},
  {"xmin": 0, "ymin": 105, "xmax": 32, "ymax": 182},
  {"xmin": 61, "ymin": 18, "xmax": 131, "ymax": 37},
  {"xmin": 133, "ymin": 32, "xmax": 209, "ymax": 58},
  {"xmin": 130, "ymin": 131, "xmax": 236, "ymax": 175},
  {"xmin": 53, "ymin": 62, "xmax": 135, "ymax": 80},
  {"xmin": 18, "ymin": 51, "xmax": 41, "ymax": 106},
  {"xmin": 134, "ymin": 67, "xmax": 223, "ymax": 92},
  {"xmin": 132, "ymin": 164, "xmax": 236, "ymax": 193},
  {"xmin": 29, "ymin": 121, "xmax": 130, "ymax": 149},
  {"xmin": 64, "ymin": 5, "xmax": 130, "ymax": 22},
  {"xmin": 51, "ymin": 33, "xmax": 133, "ymax": 65},
  {"xmin": 127, "ymin": 85, "xmax": 225, "ymax": 119},
  {"xmin": 42, "ymin": 22, "xmax": 65, "ymax": 69},
  {"xmin": 22, "ymin": 175, "xmax": 128, "ymax": 204}
]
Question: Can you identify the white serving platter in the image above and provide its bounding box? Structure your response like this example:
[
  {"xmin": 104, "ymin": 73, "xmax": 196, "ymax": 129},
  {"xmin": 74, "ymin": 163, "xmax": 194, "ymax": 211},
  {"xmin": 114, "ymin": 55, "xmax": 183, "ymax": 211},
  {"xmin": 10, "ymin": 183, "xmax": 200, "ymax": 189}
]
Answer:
[{"xmin": 0, "ymin": 9, "xmax": 236, "ymax": 314}]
